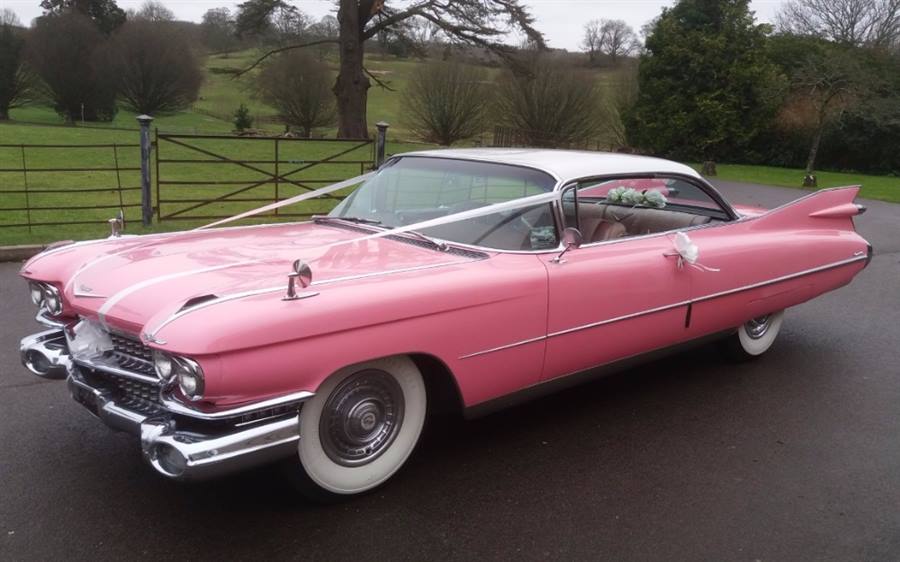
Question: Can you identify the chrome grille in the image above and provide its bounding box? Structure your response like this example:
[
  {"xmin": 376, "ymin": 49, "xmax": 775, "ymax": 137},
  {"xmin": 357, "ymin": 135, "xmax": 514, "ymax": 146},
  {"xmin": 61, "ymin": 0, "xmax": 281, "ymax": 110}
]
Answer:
[
  {"xmin": 106, "ymin": 332, "xmax": 156, "ymax": 377},
  {"xmin": 105, "ymin": 373, "xmax": 163, "ymax": 416},
  {"xmin": 109, "ymin": 332, "xmax": 153, "ymax": 362}
]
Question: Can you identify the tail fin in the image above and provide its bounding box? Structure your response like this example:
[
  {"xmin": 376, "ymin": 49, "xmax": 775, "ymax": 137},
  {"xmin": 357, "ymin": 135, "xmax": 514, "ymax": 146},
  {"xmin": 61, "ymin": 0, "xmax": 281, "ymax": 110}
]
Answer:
[{"xmin": 751, "ymin": 186, "xmax": 864, "ymax": 231}]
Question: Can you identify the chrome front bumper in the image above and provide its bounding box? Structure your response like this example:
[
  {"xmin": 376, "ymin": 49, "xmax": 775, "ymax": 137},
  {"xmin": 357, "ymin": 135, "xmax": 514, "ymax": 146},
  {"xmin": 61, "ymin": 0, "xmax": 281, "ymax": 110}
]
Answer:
[{"xmin": 21, "ymin": 328, "xmax": 305, "ymax": 481}]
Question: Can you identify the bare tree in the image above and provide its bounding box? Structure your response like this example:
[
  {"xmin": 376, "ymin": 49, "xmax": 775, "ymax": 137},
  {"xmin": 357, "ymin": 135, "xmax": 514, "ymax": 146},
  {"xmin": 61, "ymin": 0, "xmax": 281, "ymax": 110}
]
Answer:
[
  {"xmin": 257, "ymin": 50, "xmax": 336, "ymax": 137},
  {"xmin": 599, "ymin": 19, "xmax": 638, "ymax": 64},
  {"xmin": 581, "ymin": 20, "xmax": 602, "ymax": 65},
  {"xmin": 240, "ymin": 0, "xmax": 543, "ymax": 139},
  {"xmin": 136, "ymin": 0, "xmax": 174, "ymax": 22},
  {"xmin": 495, "ymin": 58, "xmax": 603, "ymax": 148},
  {"xmin": 403, "ymin": 61, "xmax": 487, "ymax": 145},
  {"xmin": 600, "ymin": 63, "xmax": 639, "ymax": 148},
  {"xmin": 108, "ymin": 19, "xmax": 203, "ymax": 114},
  {"xmin": 28, "ymin": 12, "xmax": 119, "ymax": 121},
  {"xmin": 0, "ymin": 11, "xmax": 38, "ymax": 119},
  {"xmin": 201, "ymin": 7, "xmax": 239, "ymax": 52},
  {"xmin": 777, "ymin": 0, "xmax": 900, "ymax": 48}
]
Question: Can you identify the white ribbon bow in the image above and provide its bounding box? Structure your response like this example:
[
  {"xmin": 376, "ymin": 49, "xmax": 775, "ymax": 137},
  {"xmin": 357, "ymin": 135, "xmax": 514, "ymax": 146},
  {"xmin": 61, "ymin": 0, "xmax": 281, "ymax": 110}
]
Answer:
[{"xmin": 673, "ymin": 232, "xmax": 720, "ymax": 272}]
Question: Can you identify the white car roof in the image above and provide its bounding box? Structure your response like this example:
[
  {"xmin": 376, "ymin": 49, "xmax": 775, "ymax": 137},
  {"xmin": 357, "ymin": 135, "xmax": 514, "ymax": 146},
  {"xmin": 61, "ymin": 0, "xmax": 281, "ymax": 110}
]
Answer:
[{"xmin": 399, "ymin": 148, "xmax": 702, "ymax": 185}]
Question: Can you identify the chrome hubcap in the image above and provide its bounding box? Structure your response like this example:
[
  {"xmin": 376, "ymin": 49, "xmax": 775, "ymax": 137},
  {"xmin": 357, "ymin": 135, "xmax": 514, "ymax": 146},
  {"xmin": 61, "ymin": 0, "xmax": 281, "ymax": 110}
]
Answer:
[
  {"xmin": 319, "ymin": 369, "xmax": 404, "ymax": 467},
  {"xmin": 745, "ymin": 315, "xmax": 771, "ymax": 340}
]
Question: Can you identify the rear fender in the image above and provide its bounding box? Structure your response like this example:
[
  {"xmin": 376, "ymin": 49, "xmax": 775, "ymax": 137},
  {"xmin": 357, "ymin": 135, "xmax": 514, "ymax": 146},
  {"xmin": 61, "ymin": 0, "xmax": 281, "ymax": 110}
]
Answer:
[{"xmin": 749, "ymin": 186, "xmax": 864, "ymax": 232}]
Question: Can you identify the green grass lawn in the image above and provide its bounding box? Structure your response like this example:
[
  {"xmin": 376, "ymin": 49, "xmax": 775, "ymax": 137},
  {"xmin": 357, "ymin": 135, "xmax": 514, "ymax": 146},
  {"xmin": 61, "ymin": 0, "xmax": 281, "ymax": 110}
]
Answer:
[
  {"xmin": 0, "ymin": 120, "xmax": 435, "ymax": 246},
  {"xmin": 695, "ymin": 163, "xmax": 900, "ymax": 204},
  {"xmin": 1, "ymin": 49, "xmax": 896, "ymax": 246}
]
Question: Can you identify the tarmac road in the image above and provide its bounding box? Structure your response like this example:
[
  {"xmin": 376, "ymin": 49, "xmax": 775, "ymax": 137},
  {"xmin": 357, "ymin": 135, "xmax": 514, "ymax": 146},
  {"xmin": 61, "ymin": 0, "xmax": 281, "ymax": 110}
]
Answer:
[{"xmin": 1, "ymin": 181, "xmax": 898, "ymax": 561}]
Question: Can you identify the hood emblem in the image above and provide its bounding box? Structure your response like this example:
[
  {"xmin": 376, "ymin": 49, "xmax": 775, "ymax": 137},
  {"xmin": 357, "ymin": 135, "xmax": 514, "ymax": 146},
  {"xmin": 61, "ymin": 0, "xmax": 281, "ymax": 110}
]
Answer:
[{"xmin": 74, "ymin": 284, "xmax": 107, "ymax": 298}]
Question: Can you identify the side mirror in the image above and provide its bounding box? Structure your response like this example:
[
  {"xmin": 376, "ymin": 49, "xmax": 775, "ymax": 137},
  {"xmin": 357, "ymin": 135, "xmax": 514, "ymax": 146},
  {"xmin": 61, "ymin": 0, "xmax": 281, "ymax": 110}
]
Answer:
[
  {"xmin": 562, "ymin": 227, "xmax": 583, "ymax": 249},
  {"xmin": 552, "ymin": 227, "xmax": 583, "ymax": 263}
]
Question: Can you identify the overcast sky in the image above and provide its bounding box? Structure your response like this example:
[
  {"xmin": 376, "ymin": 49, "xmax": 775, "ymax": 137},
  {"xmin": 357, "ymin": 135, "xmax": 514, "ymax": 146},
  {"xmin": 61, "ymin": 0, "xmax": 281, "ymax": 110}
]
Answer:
[{"xmin": 4, "ymin": 0, "xmax": 786, "ymax": 51}]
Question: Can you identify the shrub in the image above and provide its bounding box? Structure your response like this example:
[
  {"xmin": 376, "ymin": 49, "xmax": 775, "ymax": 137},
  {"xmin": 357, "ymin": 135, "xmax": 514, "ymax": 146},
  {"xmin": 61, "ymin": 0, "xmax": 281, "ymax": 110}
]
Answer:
[
  {"xmin": 108, "ymin": 20, "xmax": 203, "ymax": 115},
  {"xmin": 403, "ymin": 61, "xmax": 488, "ymax": 146},
  {"xmin": 494, "ymin": 58, "xmax": 602, "ymax": 148},
  {"xmin": 256, "ymin": 51, "xmax": 335, "ymax": 137},
  {"xmin": 27, "ymin": 12, "xmax": 118, "ymax": 122},
  {"xmin": 233, "ymin": 103, "xmax": 253, "ymax": 131}
]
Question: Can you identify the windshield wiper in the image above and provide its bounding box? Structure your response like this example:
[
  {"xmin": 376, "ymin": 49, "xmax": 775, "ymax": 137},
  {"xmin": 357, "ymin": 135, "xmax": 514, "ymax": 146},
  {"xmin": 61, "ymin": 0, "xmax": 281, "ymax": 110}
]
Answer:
[
  {"xmin": 393, "ymin": 228, "xmax": 449, "ymax": 252},
  {"xmin": 313, "ymin": 215, "xmax": 382, "ymax": 226}
]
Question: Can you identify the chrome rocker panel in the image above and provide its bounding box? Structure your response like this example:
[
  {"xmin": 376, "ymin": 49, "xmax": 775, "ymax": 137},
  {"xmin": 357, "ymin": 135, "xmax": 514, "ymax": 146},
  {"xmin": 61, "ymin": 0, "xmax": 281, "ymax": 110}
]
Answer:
[{"xmin": 21, "ymin": 329, "xmax": 309, "ymax": 481}]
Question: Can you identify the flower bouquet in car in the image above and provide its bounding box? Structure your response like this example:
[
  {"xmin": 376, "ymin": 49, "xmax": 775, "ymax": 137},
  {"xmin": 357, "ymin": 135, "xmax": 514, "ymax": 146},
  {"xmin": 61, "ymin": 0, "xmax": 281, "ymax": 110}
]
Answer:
[{"xmin": 606, "ymin": 186, "xmax": 668, "ymax": 208}]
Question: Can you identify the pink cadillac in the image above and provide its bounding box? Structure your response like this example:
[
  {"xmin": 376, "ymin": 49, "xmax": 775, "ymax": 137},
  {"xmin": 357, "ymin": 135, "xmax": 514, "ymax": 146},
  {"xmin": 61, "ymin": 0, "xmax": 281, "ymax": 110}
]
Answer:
[{"xmin": 18, "ymin": 149, "xmax": 871, "ymax": 501}]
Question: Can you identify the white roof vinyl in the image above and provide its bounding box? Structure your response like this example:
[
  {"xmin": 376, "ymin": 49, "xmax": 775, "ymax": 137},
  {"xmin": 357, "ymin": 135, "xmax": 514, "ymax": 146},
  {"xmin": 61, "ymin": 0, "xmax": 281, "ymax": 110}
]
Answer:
[{"xmin": 399, "ymin": 148, "xmax": 702, "ymax": 185}]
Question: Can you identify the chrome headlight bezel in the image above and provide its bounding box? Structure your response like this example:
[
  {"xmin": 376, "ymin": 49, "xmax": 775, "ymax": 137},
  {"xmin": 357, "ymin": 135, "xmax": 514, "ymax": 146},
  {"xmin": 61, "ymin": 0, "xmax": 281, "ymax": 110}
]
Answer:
[
  {"xmin": 154, "ymin": 351, "xmax": 205, "ymax": 401},
  {"xmin": 29, "ymin": 281, "xmax": 63, "ymax": 316},
  {"xmin": 42, "ymin": 284, "xmax": 63, "ymax": 316},
  {"xmin": 29, "ymin": 282, "xmax": 45, "ymax": 306}
]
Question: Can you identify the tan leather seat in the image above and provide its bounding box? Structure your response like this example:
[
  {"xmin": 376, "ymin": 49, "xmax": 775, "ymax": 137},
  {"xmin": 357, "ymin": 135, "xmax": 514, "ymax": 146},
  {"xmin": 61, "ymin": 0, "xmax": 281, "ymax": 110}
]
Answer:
[{"xmin": 578, "ymin": 203, "xmax": 711, "ymax": 240}]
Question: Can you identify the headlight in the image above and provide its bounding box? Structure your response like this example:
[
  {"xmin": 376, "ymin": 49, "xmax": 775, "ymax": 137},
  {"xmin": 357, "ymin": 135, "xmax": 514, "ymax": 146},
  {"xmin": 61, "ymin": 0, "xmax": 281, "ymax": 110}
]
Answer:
[
  {"xmin": 29, "ymin": 282, "xmax": 63, "ymax": 316},
  {"xmin": 154, "ymin": 352, "xmax": 204, "ymax": 401},
  {"xmin": 29, "ymin": 282, "xmax": 45, "ymax": 306},
  {"xmin": 153, "ymin": 350, "xmax": 173, "ymax": 380},
  {"xmin": 42, "ymin": 285, "xmax": 63, "ymax": 316}
]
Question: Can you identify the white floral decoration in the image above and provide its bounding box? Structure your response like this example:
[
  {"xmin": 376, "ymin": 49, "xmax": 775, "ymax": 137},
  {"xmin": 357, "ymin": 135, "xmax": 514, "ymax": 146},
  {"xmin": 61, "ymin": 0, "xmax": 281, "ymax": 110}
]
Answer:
[
  {"xmin": 604, "ymin": 186, "xmax": 667, "ymax": 208},
  {"xmin": 643, "ymin": 189, "xmax": 668, "ymax": 208}
]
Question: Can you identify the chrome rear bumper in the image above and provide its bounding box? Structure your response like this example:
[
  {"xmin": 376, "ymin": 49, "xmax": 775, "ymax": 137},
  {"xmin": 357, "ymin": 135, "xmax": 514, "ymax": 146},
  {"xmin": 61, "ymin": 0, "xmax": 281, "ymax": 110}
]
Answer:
[{"xmin": 21, "ymin": 328, "xmax": 304, "ymax": 481}]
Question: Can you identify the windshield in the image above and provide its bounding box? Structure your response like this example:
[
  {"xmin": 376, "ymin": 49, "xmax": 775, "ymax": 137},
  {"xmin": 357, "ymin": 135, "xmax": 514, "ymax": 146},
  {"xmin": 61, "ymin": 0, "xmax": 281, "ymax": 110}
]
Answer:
[{"xmin": 329, "ymin": 156, "xmax": 560, "ymax": 251}]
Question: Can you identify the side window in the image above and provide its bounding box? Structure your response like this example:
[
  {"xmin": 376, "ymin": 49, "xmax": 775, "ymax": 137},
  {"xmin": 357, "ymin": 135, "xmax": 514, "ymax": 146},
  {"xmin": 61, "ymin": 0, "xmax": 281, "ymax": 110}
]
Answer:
[{"xmin": 569, "ymin": 177, "xmax": 728, "ymax": 243}]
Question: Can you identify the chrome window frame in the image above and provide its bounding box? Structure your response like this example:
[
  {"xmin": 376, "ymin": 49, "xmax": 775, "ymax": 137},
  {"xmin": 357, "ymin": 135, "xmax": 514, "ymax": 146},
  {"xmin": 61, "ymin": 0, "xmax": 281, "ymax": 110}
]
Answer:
[{"xmin": 553, "ymin": 172, "xmax": 741, "ymax": 251}]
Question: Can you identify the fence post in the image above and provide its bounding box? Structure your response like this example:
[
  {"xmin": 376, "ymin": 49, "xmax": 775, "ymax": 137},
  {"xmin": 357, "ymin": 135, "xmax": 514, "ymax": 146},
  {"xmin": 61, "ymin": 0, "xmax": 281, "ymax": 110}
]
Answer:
[
  {"xmin": 374, "ymin": 121, "xmax": 389, "ymax": 169},
  {"xmin": 137, "ymin": 114, "xmax": 154, "ymax": 226}
]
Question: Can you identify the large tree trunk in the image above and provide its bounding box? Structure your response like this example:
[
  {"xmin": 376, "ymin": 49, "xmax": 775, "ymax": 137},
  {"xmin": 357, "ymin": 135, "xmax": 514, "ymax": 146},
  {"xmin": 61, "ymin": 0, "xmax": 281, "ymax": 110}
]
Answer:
[
  {"xmin": 334, "ymin": 1, "xmax": 371, "ymax": 139},
  {"xmin": 805, "ymin": 126, "xmax": 823, "ymax": 175}
]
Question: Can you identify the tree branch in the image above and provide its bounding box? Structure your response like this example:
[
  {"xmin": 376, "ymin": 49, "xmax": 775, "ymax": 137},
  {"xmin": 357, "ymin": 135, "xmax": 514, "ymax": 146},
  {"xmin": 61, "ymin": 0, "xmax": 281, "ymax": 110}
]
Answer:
[
  {"xmin": 362, "ymin": 1, "xmax": 437, "ymax": 40},
  {"xmin": 364, "ymin": 66, "xmax": 396, "ymax": 91},
  {"xmin": 235, "ymin": 39, "xmax": 341, "ymax": 77}
]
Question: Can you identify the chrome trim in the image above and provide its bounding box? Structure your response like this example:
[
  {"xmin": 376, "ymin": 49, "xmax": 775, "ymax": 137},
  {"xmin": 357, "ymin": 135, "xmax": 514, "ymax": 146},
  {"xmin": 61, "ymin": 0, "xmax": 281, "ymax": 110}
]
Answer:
[
  {"xmin": 97, "ymin": 259, "xmax": 260, "ymax": 327},
  {"xmin": 145, "ymin": 259, "xmax": 480, "ymax": 340},
  {"xmin": 142, "ymin": 415, "xmax": 300, "ymax": 480},
  {"xmin": 72, "ymin": 354, "xmax": 162, "ymax": 385},
  {"xmin": 35, "ymin": 310, "xmax": 67, "ymax": 329},
  {"xmin": 66, "ymin": 370, "xmax": 301, "ymax": 481},
  {"xmin": 20, "ymin": 329, "xmax": 72, "ymax": 379},
  {"xmin": 690, "ymin": 254, "xmax": 868, "ymax": 304},
  {"xmin": 159, "ymin": 389, "xmax": 314, "ymax": 420},
  {"xmin": 459, "ymin": 253, "xmax": 868, "ymax": 360},
  {"xmin": 547, "ymin": 299, "xmax": 692, "ymax": 338},
  {"xmin": 855, "ymin": 203, "xmax": 867, "ymax": 215},
  {"xmin": 459, "ymin": 335, "xmax": 548, "ymax": 359}
]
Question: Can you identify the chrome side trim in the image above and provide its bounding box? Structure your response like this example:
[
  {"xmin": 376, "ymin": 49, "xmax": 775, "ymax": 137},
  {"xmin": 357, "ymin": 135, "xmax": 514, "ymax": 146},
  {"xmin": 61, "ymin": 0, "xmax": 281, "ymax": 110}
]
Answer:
[
  {"xmin": 459, "ymin": 254, "xmax": 868, "ymax": 360},
  {"xmin": 690, "ymin": 254, "xmax": 868, "ymax": 304},
  {"xmin": 547, "ymin": 299, "xmax": 691, "ymax": 338},
  {"xmin": 459, "ymin": 335, "xmax": 548, "ymax": 359},
  {"xmin": 145, "ymin": 259, "xmax": 480, "ymax": 340},
  {"xmin": 160, "ymin": 389, "xmax": 314, "ymax": 420}
]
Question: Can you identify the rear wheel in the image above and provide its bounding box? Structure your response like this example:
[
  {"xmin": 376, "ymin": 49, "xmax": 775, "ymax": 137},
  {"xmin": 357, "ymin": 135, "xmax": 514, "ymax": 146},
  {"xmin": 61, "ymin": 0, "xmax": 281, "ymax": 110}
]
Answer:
[
  {"xmin": 283, "ymin": 356, "xmax": 427, "ymax": 502},
  {"xmin": 719, "ymin": 311, "xmax": 785, "ymax": 362}
]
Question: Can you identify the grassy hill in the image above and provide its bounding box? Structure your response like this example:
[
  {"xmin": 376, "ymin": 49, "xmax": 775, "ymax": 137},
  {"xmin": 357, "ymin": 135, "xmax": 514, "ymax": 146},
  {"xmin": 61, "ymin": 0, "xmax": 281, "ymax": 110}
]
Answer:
[{"xmin": 1, "ymin": 50, "xmax": 897, "ymax": 246}]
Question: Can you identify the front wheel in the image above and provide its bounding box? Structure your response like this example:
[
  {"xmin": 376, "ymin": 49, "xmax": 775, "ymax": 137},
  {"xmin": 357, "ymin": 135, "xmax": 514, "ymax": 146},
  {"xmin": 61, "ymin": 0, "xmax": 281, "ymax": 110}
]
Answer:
[
  {"xmin": 283, "ymin": 356, "xmax": 427, "ymax": 502},
  {"xmin": 719, "ymin": 310, "xmax": 785, "ymax": 362}
]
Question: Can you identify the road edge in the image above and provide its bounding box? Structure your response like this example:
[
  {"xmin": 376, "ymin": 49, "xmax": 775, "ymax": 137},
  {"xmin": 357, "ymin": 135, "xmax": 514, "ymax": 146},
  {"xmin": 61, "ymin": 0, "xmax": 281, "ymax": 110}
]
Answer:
[{"xmin": 0, "ymin": 245, "xmax": 45, "ymax": 263}]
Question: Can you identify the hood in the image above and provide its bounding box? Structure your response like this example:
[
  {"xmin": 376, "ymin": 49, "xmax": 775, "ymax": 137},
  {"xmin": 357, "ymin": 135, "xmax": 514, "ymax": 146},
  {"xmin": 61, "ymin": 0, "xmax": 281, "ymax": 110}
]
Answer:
[{"xmin": 36, "ymin": 222, "xmax": 482, "ymax": 333}]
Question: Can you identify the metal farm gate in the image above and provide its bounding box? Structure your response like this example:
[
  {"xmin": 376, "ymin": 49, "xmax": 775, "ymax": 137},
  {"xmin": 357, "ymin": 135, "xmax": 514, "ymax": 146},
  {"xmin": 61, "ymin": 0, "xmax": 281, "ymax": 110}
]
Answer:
[{"xmin": 154, "ymin": 132, "xmax": 376, "ymax": 223}]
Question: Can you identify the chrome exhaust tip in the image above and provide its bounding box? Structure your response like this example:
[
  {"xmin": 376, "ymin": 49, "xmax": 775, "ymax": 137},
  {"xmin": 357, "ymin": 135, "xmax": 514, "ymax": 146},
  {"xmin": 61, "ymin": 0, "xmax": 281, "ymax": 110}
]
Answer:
[{"xmin": 20, "ymin": 329, "xmax": 71, "ymax": 380}]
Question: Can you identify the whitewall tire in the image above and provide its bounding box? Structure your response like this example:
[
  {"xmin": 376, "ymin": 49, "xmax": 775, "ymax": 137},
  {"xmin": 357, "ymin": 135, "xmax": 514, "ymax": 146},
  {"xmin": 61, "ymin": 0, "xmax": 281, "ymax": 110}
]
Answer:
[
  {"xmin": 720, "ymin": 310, "xmax": 785, "ymax": 361},
  {"xmin": 284, "ymin": 356, "xmax": 427, "ymax": 501}
]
